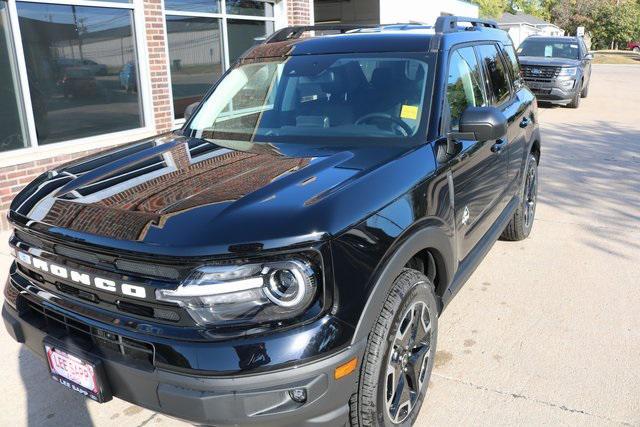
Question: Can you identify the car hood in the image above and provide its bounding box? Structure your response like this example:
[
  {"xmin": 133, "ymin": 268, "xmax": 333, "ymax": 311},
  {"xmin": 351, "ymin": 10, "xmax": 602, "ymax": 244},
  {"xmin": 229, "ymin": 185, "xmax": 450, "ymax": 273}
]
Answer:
[
  {"xmin": 518, "ymin": 56, "xmax": 581, "ymax": 67},
  {"xmin": 10, "ymin": 134, "xmax": 431, "ymax": 256}
]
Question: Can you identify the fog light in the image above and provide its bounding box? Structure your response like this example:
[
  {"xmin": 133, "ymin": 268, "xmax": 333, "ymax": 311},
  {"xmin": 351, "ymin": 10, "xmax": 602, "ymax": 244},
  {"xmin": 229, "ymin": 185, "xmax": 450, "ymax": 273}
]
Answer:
[
  {"xmin": 289, "ymin": 388, "xmax": 307, "ymax": 403},
  {"xmin": 560, "ymin": 79, "xmax": 575, "ymax": 89}
]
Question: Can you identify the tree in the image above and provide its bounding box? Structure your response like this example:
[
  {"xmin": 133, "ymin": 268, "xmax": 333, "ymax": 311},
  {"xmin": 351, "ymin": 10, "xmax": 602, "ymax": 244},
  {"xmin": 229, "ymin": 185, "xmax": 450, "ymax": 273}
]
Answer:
[
  {"xmin": 551, "ymin": 0, "xmax": 640, "ymax": 49},
  {"xmin": 471, "ymin": 0, "xmax": 507, "ymax": 18},
  {"xmin": 591, "ymin": 0, "xmax": 640, "ymax": 49}
]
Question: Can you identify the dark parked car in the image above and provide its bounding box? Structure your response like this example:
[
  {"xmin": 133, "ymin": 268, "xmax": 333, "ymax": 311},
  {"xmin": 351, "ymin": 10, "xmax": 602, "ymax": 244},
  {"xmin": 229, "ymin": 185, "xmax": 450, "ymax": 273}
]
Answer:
[
  {"xmin": 517, "ymin": 36, "xmax": 593, "ymax": 108},
  {"xmin": 59, "ymin": 67, "xmax": 98, "ymax": 98},
  {"xmin": 3, "ymin": 17, "xmax": 540, "ymax": 427}
]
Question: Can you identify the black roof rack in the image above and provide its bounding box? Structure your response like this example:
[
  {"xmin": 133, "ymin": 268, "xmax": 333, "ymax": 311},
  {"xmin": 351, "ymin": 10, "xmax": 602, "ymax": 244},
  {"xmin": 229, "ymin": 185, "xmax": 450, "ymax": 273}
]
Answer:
[
  {"xmin": 434, "ymin": 16, "xmax": 498, "ymax": 33},
  {"xmin": 265, "ymin": 24, "xmax": 377, "ymax": 44}
]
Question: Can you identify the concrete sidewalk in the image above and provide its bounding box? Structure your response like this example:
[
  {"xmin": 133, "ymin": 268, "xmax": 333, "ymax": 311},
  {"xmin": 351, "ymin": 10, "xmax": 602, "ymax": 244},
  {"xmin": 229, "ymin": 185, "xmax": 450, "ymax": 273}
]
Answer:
[{"xmin": 0, "ymin": 64, "xmax": 638, "ymax": 426}]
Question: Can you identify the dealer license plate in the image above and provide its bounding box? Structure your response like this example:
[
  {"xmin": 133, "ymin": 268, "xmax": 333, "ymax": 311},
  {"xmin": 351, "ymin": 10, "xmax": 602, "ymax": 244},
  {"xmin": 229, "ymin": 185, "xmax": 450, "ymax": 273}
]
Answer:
[{"xmin": 45, "ymin": 343, "xmax": 108, "ymax": 402}]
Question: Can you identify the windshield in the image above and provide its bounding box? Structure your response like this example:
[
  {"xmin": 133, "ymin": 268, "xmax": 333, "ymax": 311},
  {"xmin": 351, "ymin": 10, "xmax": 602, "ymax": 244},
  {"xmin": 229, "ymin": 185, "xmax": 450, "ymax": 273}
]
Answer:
[
  {"xmin": 517, "ymin": 39, "xmax": 579, "ymax": 60},
  {"xmin": 188, "ymin": 53, "xmax": 431, "ymax": 144}
]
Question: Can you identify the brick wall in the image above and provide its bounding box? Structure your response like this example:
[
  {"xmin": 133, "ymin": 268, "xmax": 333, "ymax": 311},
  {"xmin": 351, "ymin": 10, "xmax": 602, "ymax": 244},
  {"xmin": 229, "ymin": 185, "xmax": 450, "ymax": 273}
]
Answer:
[
  {"xmin": 144, "ymin": 0, "xmax": 173, "ymax": 134},
  {"xmin": 287, "ymin": 0, "xmax": 313, "ymax": 25}
]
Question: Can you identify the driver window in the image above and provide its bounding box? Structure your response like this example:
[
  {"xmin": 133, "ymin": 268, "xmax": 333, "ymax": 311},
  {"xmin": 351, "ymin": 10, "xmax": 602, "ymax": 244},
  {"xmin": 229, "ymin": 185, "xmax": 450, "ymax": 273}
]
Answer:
[{"xmin": 446, "ymin": 47, "xmax": 487, "ymax": 131}]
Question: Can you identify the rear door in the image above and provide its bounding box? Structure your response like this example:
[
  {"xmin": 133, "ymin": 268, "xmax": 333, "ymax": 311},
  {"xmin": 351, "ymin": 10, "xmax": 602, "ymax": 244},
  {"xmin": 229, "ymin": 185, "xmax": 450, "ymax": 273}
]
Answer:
[
  {"xmin": 499, "ymin": 43, "xmax": 535, "ymax": 192},
  {"xmin": 578, "ymin": 38, "xmax": 592, "ymax": 86},
  {"xmin": 446, "ymin": 45, "xmax": 509, "ymax": 260}
]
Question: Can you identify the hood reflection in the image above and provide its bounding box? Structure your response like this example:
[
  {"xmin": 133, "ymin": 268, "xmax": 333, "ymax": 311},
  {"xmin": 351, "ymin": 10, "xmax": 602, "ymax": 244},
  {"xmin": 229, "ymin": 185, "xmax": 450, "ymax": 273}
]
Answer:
[{"xmin": 38, "ymin": 137, "xmax": 310, "ymax": 241}]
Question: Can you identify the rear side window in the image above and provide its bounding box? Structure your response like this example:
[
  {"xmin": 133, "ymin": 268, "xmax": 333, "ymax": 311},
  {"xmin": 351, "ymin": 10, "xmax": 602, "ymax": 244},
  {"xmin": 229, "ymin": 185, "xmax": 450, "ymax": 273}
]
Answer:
[
  {"xmin": 446, "ymin": 47, "xmax": 487, "ymax": 130},
  {"xmin": 476, "ymin": 44, "xmax": 511, "ymax": 105},
  {"xmin": 502, "ymin": 44, "xmax": 521, "ymax": 83}
]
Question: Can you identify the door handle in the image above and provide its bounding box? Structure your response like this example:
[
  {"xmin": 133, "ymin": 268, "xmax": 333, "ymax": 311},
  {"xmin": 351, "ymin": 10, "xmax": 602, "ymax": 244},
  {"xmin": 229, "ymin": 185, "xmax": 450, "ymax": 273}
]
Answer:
[
  {"xmin": 491, "ymin": 139, "xmax": 507, "ymax": 153},
  {"xmin": 520, "ymin": 117, "xmax": 530, "ymax": 128}
]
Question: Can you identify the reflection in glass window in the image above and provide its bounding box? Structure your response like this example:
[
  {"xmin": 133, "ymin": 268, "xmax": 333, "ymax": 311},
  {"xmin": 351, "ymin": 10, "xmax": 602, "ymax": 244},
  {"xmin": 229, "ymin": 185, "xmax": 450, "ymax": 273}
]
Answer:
[
  {"xmin": 477, "ymin": 44, "xmax": 511, "ymax": 105},
  {"xmin": 164, "ymin": 0, "xmax": 220, "ymax": 14},
  {"xmin": 17, "ymin": 2, "xmax": 143, "ymax": 145},
  {"xmin": 0, "ymin": 2, "xmax": 28, "ymax": 152},
  {"xmin": 226, "ymin": 0, "xmax": 274, "ymax": 17},
  {"xmin": 166, "ymin": 16, "xmax": 223, "ymax": 119},
  {"xmin": 446, "ymin": 47, "xmax": 486, "ymax": 130},
  {"xmin": 227, "ymin": 19, "xmax": 274, "ymax": 63}
]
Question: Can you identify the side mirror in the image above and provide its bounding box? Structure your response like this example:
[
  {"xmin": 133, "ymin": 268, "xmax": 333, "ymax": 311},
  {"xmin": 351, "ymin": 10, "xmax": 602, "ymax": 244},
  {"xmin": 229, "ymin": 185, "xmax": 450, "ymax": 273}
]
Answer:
[
  {"xmin": 184, "ymin": 102, "xmax": 199, "ymax": 121},
  {"xmin": 457, "ymin": 106, "xmax": 507, "ymax": 142},
  {"xmin": 584, "ymin": 53, "xmax": 594, "ymax": 60}
]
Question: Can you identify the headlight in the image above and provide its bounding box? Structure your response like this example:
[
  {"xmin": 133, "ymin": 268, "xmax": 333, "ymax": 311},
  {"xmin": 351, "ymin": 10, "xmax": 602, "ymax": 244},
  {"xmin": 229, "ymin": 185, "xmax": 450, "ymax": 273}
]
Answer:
[
  {"xmin": 558, "ymin": 66, "xmax": 577, "ymax": 77},
  {"xmin": 156, "ymin": 257, "xmax": 319, "ymax": 326}
]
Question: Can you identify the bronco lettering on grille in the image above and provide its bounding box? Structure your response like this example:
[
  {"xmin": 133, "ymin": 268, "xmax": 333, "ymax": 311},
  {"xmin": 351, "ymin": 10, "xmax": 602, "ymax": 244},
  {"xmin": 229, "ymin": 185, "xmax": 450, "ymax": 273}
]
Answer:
[{"xmin": 14, "ymin": 251, "xmax": 147, "ymax": 299}]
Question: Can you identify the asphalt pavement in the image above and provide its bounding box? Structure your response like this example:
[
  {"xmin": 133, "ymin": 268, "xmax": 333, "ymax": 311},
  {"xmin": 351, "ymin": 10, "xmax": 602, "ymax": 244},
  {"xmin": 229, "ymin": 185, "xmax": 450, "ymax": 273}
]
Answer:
[{"xmin": 0, "ymin": 64, "xmax": 638, "ymax": 426}]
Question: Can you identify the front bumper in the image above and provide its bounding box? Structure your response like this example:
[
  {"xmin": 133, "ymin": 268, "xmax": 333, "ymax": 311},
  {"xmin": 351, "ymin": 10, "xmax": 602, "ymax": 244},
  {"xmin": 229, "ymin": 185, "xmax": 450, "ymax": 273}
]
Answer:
[
  {"xmin": 524, "ymin": 78, "xmax": 579, "ymax": 104},
  {"xmin": 3, "ymin": 275, "xmax": 365, "ymax": 426}
]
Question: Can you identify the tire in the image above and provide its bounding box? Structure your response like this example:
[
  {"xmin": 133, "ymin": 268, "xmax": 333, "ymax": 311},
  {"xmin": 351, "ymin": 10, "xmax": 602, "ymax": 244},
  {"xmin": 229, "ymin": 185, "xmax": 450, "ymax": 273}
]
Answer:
[
  {"xmin": 566, "ymin": 88, "xmax": 580, "ymax": 108},
  {"xmin": 501, "ymin": 153, "xmax": 538, "ymax": 241},
  {"xmin": 350, "ymin": 269, "xmax": 438, "ymax": 427},
  {"xmin": 580, "ymin": 79, "xmax": 589, "ymax": 98},
  {"xmin": 633, "ymin": 47, "xmax": 640, "ymax": 53}
]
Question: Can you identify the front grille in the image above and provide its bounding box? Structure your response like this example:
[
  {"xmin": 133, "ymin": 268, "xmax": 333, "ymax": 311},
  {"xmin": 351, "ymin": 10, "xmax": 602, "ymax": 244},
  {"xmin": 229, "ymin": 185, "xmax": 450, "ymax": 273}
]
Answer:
[
  {"xmin": 521, "ymin": 65, "xmax": 560, "ymax": 81},
  {"xmin": 21, "ymin": 296, "xmax": 155, "ymax": 368}
]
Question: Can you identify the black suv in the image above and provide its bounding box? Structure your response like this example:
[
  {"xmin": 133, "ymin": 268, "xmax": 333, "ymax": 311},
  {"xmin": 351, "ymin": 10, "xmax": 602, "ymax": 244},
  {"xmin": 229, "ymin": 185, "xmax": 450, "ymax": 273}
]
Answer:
[
  {"xmin": 518, "ymin": 35, "xmax": 593, "ymax": 108},
  {"xmin": 3, "ymin": 17, "xmax": 540, "ymax": 427}
]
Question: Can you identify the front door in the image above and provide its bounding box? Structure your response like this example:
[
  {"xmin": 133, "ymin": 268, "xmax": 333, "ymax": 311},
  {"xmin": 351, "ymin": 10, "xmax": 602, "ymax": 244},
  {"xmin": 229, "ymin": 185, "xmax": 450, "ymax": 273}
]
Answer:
[{"xmin": 445, "ymin": 45, "xmax": 509, "ymax": 260}]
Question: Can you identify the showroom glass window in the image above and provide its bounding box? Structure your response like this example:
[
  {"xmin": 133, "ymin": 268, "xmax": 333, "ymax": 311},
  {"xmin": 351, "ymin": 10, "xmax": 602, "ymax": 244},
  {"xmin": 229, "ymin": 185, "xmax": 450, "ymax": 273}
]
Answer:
[
  {"xmin": 164, "ymin": 0, "xmax": 275, "ymax": 119},
  {"xmin": 16, "ymin": 1, "xmax": 143, "ymax": 145},
  {"xmin": 0, "ymin": 0, "xmax": 28, "ymax": 153}
]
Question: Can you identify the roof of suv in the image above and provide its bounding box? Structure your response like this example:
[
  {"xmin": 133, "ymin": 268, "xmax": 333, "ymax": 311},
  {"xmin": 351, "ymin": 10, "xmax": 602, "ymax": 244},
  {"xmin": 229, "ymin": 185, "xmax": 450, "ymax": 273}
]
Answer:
[
  {"xmin": 525, "ymin": 36, "xmax": 580, "ymax": 42},
  {"xmin": 242, "ymin": 16, "xmax": 511, "ymax": 59}
]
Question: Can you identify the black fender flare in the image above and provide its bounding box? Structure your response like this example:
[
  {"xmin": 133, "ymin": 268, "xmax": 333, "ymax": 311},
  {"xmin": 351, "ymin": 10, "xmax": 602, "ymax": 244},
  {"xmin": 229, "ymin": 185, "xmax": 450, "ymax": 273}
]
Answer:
[{"xmin": 350, "ymin": 221, "xmax": 455, "ymax": 345}]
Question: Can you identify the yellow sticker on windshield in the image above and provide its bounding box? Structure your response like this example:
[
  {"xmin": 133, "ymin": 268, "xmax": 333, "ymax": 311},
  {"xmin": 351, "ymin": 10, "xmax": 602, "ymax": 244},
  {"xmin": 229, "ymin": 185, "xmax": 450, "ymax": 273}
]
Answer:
[{"xmin": 400, "ymin": 105, "xmax": 419, "ymax": 120}]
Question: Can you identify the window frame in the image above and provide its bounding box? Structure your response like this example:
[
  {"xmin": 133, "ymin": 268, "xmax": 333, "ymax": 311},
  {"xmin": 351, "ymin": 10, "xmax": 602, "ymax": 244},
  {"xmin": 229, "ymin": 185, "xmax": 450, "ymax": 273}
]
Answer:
[
  {"xmin": 1, "ymin": 0, "xmax": 155, "ymax": 161},
  {"xmin": 163, "ymin": 0, "xmax": 278, "ymax": 126}
]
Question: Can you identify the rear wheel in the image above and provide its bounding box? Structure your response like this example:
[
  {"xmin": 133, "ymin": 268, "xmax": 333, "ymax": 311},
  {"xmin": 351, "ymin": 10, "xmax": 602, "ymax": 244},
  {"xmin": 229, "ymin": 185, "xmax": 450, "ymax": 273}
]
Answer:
[
  {"xmin": 350, "ymin": 269, "xmax": 437, "ymax": 426},
  {"xmin": 633, "ymin": 46, "xmax": 640, "ymax": 53},
  {"xmin": 580, "ymin": 79, "xmax": 589, "ymax": 98},
  {"xmin": 501, "ymin": 153, "xmax": 538, "ymax": 241}
]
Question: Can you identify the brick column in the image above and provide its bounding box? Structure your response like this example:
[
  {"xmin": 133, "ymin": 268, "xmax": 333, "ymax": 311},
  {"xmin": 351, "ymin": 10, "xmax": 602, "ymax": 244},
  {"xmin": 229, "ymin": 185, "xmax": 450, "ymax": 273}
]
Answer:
[
  {"xmin": 143, "ymin": 0, "xmax": 173, "ymax": 134},
  {"xmin": 287, "ymin": 0, "xmax": 313, "ymax": 25}
]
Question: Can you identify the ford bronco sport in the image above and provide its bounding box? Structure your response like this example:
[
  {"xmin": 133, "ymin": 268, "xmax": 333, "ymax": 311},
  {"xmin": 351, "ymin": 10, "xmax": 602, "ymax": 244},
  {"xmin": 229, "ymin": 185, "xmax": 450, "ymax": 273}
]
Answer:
[{"xmin": 3, "ymin": 17, "xmax": 540, "ymax": 426}]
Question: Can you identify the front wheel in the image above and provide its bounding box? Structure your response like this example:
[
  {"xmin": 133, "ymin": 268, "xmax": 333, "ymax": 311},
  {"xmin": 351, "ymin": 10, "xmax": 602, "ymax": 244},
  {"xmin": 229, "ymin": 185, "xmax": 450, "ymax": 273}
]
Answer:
[
  {"xmin": 350, "ymin": 269, "xmax": 438, "ymax": 426},
  {"xmin": 567, "ymin": 88, "xmax": 581, "ymax": 108},
  {"xmin": 501, "ymin": 153, "xmax": 538, "ymax": 241}
]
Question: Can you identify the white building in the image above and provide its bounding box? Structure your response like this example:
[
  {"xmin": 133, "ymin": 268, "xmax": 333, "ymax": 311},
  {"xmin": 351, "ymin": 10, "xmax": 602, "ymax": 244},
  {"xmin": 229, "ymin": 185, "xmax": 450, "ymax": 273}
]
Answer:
[
  {"xmin": 314, "ymin": 0, "xmax": 479, "ymax": 25},
  {"xmin": 497, "ymin": 12, "xmax": 565, "ymax": 47}
]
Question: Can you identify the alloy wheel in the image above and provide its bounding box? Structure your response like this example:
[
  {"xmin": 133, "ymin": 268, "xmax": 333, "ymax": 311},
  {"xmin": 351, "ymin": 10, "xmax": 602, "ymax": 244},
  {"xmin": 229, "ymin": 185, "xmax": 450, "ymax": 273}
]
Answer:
[
  {"xmin": 524, "ymin": 162, "xmax": 538, "ymax": 228},
  {"xmin": 384, "ymin": 301, "xmax": 432, "ymax": 424}
]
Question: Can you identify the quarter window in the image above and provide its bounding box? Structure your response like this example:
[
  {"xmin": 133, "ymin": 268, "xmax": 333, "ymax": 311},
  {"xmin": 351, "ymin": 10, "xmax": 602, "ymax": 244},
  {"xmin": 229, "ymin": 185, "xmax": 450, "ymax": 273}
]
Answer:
[
  {"xmin": 502, "ymin": 44, "xmax": 521, "ymax": 84},
  {"xmin": 446, "ymin": 47, "xmax": 487, "ymax": 130},
  {"xmin": 476, "ymin": 44, "xmax": 511, "ymax": 105}
]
